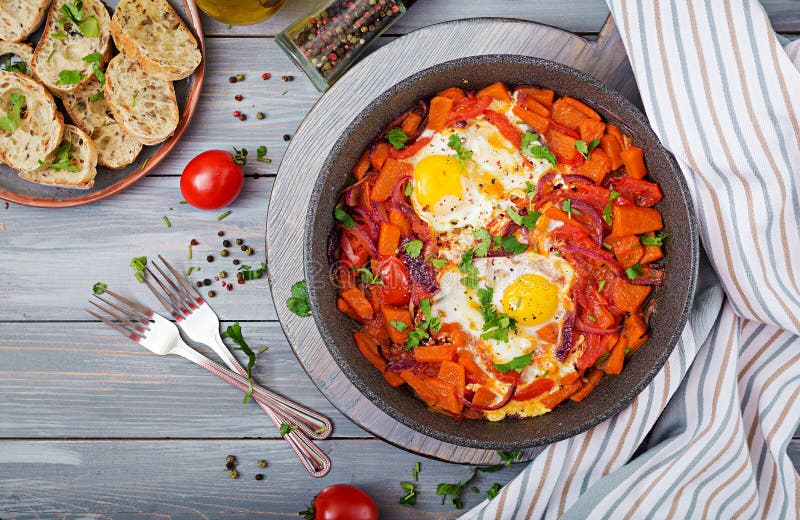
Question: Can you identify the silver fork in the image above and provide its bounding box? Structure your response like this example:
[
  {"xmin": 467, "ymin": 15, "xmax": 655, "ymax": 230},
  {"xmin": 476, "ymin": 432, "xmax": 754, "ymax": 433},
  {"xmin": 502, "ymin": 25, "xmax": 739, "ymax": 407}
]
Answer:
[
  {"xmin": 87, "ymin": 289, "xmax": 331, "ymax": 478},
  {"xmin": 142, "ymin": 255, "xmax": 332, "ymax": 441}
]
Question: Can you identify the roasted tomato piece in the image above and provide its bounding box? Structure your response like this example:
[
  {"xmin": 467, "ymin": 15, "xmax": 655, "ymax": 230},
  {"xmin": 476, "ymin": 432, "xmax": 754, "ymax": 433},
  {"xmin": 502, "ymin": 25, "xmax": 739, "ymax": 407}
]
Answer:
[{"xmin": 375, "ymin": 255, "xmax": 411, "ymax": 306}]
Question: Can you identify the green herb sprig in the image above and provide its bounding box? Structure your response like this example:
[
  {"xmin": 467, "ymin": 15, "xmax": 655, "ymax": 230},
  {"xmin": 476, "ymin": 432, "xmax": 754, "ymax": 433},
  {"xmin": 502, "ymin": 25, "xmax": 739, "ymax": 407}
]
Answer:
[
  {"xmin": 0, "ymin": 93, "xmax": 25, "ymax": 133},
  {"xmin": 386, "ymin": 128, "xmax": 408, "ymax": 149},
  {"xmin": 221, "ymin": 322, "xmax": 267, "ymax": 403},
  {"xmin": 286, "ymin": 280, "xmax": 311, "ymax": 317},
  {"xmin": 520, "ymin": 131, "xmax": 557, "ymax": 166}
]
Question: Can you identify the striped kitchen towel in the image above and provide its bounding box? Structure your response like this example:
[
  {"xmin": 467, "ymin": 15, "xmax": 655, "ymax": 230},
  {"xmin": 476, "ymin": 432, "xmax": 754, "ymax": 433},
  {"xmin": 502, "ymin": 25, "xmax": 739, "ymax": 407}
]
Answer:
[{"xmin": 463, "ymin": 1, "xmax": 800, "ymax": 518}]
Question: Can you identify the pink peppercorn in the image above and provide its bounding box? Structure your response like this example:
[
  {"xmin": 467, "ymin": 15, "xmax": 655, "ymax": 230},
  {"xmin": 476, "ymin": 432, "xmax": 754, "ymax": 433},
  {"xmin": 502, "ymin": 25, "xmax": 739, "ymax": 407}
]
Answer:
[
  {"xmin": 233, "ymin": 110, "xmax": 241, "ymax": 118},
  {"xmin": 235, "ymin": 94, "xmax": 243, "ymax": 101}
]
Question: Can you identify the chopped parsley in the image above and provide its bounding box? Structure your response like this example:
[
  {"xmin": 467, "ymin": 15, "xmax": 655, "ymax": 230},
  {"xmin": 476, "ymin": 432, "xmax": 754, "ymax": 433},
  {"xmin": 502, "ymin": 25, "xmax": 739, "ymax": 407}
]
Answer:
[
  {"xmin": 386, "ymin": 128, "xmax": 408, "ymax": 149},
  {"xmin": 131, "ymin": 90, "xmax": 139, "ymax": 107},
  {"xmin": 39, "ymin": 138, "xmax": 79, "ymax": 172},
  {"xmin": 400, "ymin": 482, "xmax": 417, "ymax": 506},
  {"xmin": 238, "ymin": 262, "xmax": 267, "ymax": 281},
  {"xmin": 55, "ymin": 69, "xmax": 84, "ymax": 86},
  {"xmin": 641, "ymin": 232, "xmax": 668, "ymax": 247},
  {"xmin": 404, "ymin": 181, "xmax": 413, "ymax": 197},
  {"xmin": 473, "ymin": 228, "xmax": 492, "ymax": 257},
  {"xmin": 256, "ymin": 145, "xmax": 271, "ymax": 164},
  {"xmin": 82, "ymin": 52, "xmax": 105, "ymax": 85},
  {"xmin": 493, "ymin": 353, "xmax": 532, "ymax": 373},
  {"xmin": 286, "ymin": 280, "xmax": 311, "ymax": 317},
  {"xmin": 598, "ymin": 280, "xmax": 607, "ymax": 292},
  {"xmin": 494, "ymin": 234, "xmax": 527, "ymax": 255},
  {"xmin": 92, "ymin": 281, "xmax": 107, "ymax": 295},
  {"xmin": 0, "ymin": 93, "xmax": 25, "ymax": 133},
  {"xmin": 279, "ymin": 423, "xmax": 298, "ymax": 436},
  {"xmin": 390, "ymin": 320, "xmax": 408, "ymax": 332},
  {"xmin": 88, "ymin": 90, "xmax": 104, "ymax": 102},
  {"xmin": 486, "ymin": 483, "xmax": 502, "ymax": 500},
  {"xmin": 561, "ymin": 198, "xmax": 581, "ymax": 218},
  {"xmin": 575, "ymin": 138, "xmax": 600, "ymax": 160},
  {"xmin": 520, "ymin": 131, "xmax": 557, "ymax": 166},
  {"xmin": 525, "ymin": 180, "xmax": 537, "ymax": 199},
  {"xmin": 477, "ymin": 287, "xmax": 517, "ymax": 342},
  {"xmin": 507, "ymin": 207, "xmax": 541, "ymax": 231},
  {"xmin": 430, "ymin": 257, "xmax": 448, "ymax": 269},
  {"xmin": 497, "ymin": 450, "xmax": 522, "ymax": 466},
  {"xmin": 413, "ymin": 461, "xmax": 421, "ymax": 481},
  {"xmin": 130, "ymin": 256, "xmax": 147, "ymax": 283},
  {"xmin": 60, "ymin": 1, "xmax": 99, "ymax": 37},
  {"xmin": 448, "ymin": 134, "xmax": 473, "ymax": 163},
  {"xmin": 436, "ymin": 465, "xmax": 505, "ymax": 509},
  {"xmin": 403, "ymin": 239, "xmax": 423, "ymax": 258},
  {"xmin": 602, "ymin": 190, "xmax": 621, "ymax": 226},
  {"xmin": 625, "ymin": 262, "xmax": 643, "ymax": 280},
  {"xmin": 333, "ymin": 204, "xmax": 355, "ymax": 228},
  {"xmin": 458, "ymin": 249, "xmax": 479, "ymax": 289},
  {"xmin": 221, "ymin": 322, "xmax": 265, "ymax": 403},
  {"xmin": 352, "ymin": 266, "xmax": 383, "ymax": 285},
  {"xmin": 1, "ymin": 54, "xmax": 27, "ymax": 74},
  {"xmin": 161, "ymin": 215, "xmax": 171, "ymax": 228},
  {"xmin": 405, "ymin": 327, "xmax": 429, "ymax": 349}
]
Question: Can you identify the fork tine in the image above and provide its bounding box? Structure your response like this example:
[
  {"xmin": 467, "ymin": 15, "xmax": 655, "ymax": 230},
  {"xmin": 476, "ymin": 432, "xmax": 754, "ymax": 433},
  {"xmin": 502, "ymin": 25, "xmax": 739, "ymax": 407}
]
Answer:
[
  {"xmin": 93, "ymin": 293, "xmax": 149, "ymax": 325},
  {"xmin": 86, "ymin": 309, "xmax": 145, "ymax": 341},
  {"xmin": 141, "ymin": 271, "xmax": 185, "ymax": 319},
  {"xmin": 102, "ymin": 288, "xmax": 155, "ymax": 320},
  {"xmin": 147, "ymin": 266, "xmax": 191, "ymax": 315},
  {"xmin": 158, "ymin": 254, "xmax": 204, "ymax": 303},
  {"xmin": 89, "ymin": 299, "xmax": 146, "ymax": 331},
  {"xmin": 152, "ymin": 262, "xmax": 196, "ymax": 310}
]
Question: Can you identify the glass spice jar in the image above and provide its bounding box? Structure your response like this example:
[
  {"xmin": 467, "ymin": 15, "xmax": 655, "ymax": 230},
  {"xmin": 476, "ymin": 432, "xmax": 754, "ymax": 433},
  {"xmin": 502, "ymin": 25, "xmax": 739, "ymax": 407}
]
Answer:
[{"xmin": 276, "ymin": 0, "xmax": 416, "ymax": 92}]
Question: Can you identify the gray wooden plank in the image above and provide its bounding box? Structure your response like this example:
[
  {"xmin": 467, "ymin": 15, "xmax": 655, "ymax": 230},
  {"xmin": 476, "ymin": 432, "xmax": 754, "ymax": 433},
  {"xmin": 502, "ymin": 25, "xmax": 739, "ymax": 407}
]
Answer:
[
  {"xmin": 198, "ymin": 1, "xmax": 800, "ymax": 38},
  {"xmin": 0, "ymin": 176, "xmax": 278, "ymax": 322},
  {"xmin": 0, "ymin": 321, "xmax": 371, "ymax": 439},
  {"xmin": 0, "ymin": 439, "xmax": 526, "ymax": 518}
]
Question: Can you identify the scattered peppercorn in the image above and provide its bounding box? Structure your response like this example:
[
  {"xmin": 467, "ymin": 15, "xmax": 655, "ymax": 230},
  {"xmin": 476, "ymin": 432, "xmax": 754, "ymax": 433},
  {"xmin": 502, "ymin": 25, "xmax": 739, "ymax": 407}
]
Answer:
[
  {"xmin": 229, "ymin": 470, "xmax": 239, "ymax": 479},
  {"xmin": 245, "ymin": 248, "xmax": 254, "ymax": 256},
  {"xmin": 220, "ymin": 249, "xmax": 229, "ymax": 257},
  {"xmin": 240, "ymin": 245, "xmax": 248, "ymax": 252},
  {"xmin": 235, "ymin": 73, "xmax": 245, "ymax": 81},
  {"xmin": 219, "ymin": 271, "xmax": 227, "ymax": 279},
  {"xmin": 262, "ymin": 72, "xmax": 271, "ymax": 80},
  {"xmin": 237, "ymin": 272, "xmax": 245, "ymax": 284},
  {"xmin": 234, "ymin": 94, "xmax": 243, "ymax": 101},
  {"xmin": 195, "ymin": 281, "xmax": 203, "ymax": 288},
  {"xmin": 208, "ymin": 290, "xmax": 216, "ymax": 298},
  {"xmin": 226, "ymin": 455, "xmax": 235, "ymax": 464},
  {"xmin": 255, "ymin": 474, "xmax": 264, "ymax": 481},
  {"xmin": 222, "ymin": 239, "xmax": 231, "ymax": 247},
  {"xmin": 203, "ymin": 279, "xmax": 212, "ymax": 286},
  {"xmin": 257, "ymin": 459, "xmax": 267, "ymax": 468},
  {"xmin": 225, "ymin": 460, "xmax": 235, "ymax": 470},
  {"xmin": 280, "ymin": 75, "xmax": 288, "ymax": 81},
  {"xmin": 233, "ymin": 110, "xmax": 241, "ymax": 118},
  {"xmin": 239, "ymin": 113, "xmax": 247, "ymax": 121},
  {"xmin": 190, "ymin": 238, "xmax": 199, "ymax": 245},
  {"xmin": 235, "ymin": 238, "xmax": 243, "ymax": 245},
  {"xmin": 233, "ymin": 259, "xmax": 240, "ymax": 265},
  {"xmin": 226, "ymin": 284, "xmax": 233, "ymax": 292},
  {"xmin": 283, "ymin": 134, "xmax": 291, "ymax": 141},
  {"xmin": 229, "ymin": 76, "xmax": 237, "ymax": 83},
  {"xmin": 256, "ymin": 112, "xmax": 265, "ymax": 120},
  {"xmin": 217, "ymin": 231, "xmax": 225, "ymax": 237}
]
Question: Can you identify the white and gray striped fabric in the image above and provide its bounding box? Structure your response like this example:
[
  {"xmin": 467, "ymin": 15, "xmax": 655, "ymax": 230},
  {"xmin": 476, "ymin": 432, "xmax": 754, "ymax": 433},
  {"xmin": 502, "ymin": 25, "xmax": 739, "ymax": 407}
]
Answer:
[{"xmin": 463, "ymin": 1, "xmax": 800, "ymax": 518}]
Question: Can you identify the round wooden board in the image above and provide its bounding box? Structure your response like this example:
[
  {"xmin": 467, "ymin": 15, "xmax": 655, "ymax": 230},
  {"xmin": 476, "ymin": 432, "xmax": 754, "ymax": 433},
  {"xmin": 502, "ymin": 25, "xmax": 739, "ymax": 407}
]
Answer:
[
  {"xmin": 0, "ymin": 0, "xmax": 205, "ymax": 208},
  {"xmin": 267, "ymin": 16, "xmax": 639, "ymax": 464}
]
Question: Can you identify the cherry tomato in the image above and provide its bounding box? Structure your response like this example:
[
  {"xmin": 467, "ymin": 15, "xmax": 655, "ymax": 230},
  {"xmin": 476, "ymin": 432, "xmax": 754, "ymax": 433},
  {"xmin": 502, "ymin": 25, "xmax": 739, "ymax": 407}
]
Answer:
[
  {"xmin": 180, "ymin": 149, "xmax": 246, "ymax": 210},
  {"xmin": 299, "ymin": 484, "xmax": 378, "ymax": 520},
  {"xmin": 375, "ymin": 255, "xmax": 411, "ymax": 306}
]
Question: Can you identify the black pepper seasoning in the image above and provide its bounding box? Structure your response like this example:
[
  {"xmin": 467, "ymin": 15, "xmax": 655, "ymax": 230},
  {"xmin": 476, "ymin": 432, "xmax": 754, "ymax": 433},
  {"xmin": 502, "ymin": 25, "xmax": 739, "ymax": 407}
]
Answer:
[{"xmin": 276, "ymin": 0, "xmax": 416, "ymax": 92}]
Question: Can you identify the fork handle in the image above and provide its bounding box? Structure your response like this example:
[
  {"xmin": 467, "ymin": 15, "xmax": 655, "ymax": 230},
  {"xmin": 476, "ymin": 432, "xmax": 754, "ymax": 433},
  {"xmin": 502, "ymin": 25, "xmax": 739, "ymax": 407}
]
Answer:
[
  {"xmin": 175, "ymin": 345, "xmax": 331, "ymax": 478},
  {"xmin": 208, "ymin": 335, "xmax": 333, "ymax": 440}
]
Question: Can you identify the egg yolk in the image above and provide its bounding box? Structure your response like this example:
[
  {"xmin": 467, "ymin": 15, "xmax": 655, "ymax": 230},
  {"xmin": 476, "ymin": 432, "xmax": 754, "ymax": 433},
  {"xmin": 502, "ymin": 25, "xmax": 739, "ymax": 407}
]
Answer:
[
  {"xmin": 412, "ymin": 155, "xmax": 464, "ymax": 210},
  {"xmin": 502, "ymin": 273, "xmax": 559, "ymax": 325}
]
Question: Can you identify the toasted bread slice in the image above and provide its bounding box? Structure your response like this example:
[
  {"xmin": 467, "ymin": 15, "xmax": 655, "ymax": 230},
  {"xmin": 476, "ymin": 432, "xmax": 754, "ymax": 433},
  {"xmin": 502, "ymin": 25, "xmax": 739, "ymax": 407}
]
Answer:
[
  {"xmin": 0, "ymin": 70, "xmax": 63, "ymax": 171},
  {"xmin": 61, "ymin": 77, "xmax": 142, "ymax": 169},
  {"xmin": 0, "ymin": 0, "xmax": 51, "ymax": 42},
  {"xmin": 104, "ymin": 53, "xmax": 178, "ymax": 145},
  {"xmin": 19, "ymin": 124, "xmax": 97, "ymax": 188},
  {"xmin": 111, "ymin": 0, "xmax": 201, "ymax": 81},
  {"xmin": 31, "ymin": 0, "xmax": 112, "ymax": 94},
  {"xmin": 0, "ymin": 41, "xmax": 34, "ymax": 77}
]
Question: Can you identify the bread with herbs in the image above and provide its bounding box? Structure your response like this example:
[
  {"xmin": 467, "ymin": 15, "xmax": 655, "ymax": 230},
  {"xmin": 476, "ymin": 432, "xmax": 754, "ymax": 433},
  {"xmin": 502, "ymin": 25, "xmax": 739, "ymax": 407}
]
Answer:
[{"xmin": 19, "ymin": 124, "xmax": 97, "ymax": 188}]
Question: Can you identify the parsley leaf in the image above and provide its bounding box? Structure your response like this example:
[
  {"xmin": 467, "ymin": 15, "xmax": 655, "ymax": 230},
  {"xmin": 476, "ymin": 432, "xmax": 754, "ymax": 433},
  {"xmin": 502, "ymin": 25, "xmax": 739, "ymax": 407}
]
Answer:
[
  {"xmin": 390, "ymin": 320, "xmax": 408, "ymax": 332},
  {"xmin": 256, "ymin": 145, "xmax": 271, "ymax": 164},
  {"xmin": 238, "ymin": 262, "xmax": 267, "ymax": 281},
  {"xmin": 286, "ymin": 280, "xmax": 311, "ymax": 317},
  {"xmin": 493, "ymin": 353, "xmax": 532, "ymax": 373},
  {"xmin": 602, "ymin": 190, "xmax": 621, "ymax": 226},
  {"xmin": 130, "ymin": 256, "xmax": 147, "ymax": 283},
  {"xmin": 437, "ymin": 465, "xmax": 506, "ymax": 510},
  {"xmin": 625, "ymin": 263, "xmax": 643, "ymax": 280},
  {"xmin": 55, "ymin": 69, "xmax": 84, "ymax": 86},
  {"xmin": 221, "ymin": 322, "xmax": 264, "ymax": 403},
  {"xmin": 279, "ymin": 423, "xmax": 298, "ymax": 436},
  {"xmin": 498, "ymin": 235, "xmax": 527, "ymax": 255},
  {"xmin": 60, "ymin": 1, "xmax": 99, "ymax": 37},
  {"xmin": 83, "ymin": 52, "xmax": 105, "ymax": 85},
  {"xmin": 420, "ymin": 298, "xmax": 431, "ymax": 320},
  {"xmin": 641, "ymin": 232, "xmax": 668, "ymax": 247},
  {"xmin": 82, "ymin": 52, "xmax": 101, "ymax": 63},
  {"xmin": 458, "ymin": 249, "xmax": 479, "ymax": 289},
  {"xmin": 525, "ymin": 181, "xmax": 537, "ymax": 199},
  {"xmin": 520, "ymin": 131, "xmax": 557, "ymax": 166},
  {"xmin": 334, "ymin": 203, "xmax": 355, "ymax": 228},
  {"xmin": 0, "ymin": 93, "xmax": 25, "ymax": 133},
  {"xmin": 477, "ymin": 287, "xmax": 517, "ymax": 342},
  {"xmin": 574, "ymin": 139, "xmax": 600, "ymax": 160},
  {"xmin": 497, "ymin": 450, "xmax": 522, "ymax": 466},
  {"xmin": 403, "ymin": 239, "xmax": 423, "ymax": 258},
  {"xmin": 88, "ymin": 90, "xmax": 104, "ymax": 102},
  {"xmin": 42, "ymin": 138, "xmax": 79, "ymax": 172},
  {"xmin": 486, "ymin": 483, "xmax": 502, "ymax": 500},
  {"xmin": 507, "ymin": 207, "xmax": 541, "ymax": 231},
  {"xmin": 1, "ymin": 53, "xmax": 27, "ymax": 74},
  {"xmin": 430, "ymin": 257, "xmax": 447, "ymax": 269},
  {"xmin": 386, "ymin": 128, "xmax": 408, "ymax": 149},
  {"xmin": 561, "ymin": 199, "xmax": 581, "ymax": 218},
  {"xmin": 405, "ymin": 326, "xmax": 429, "ymax": 349},
  {"xmin": 473, "ymin": 228, "xmax": 492, "ymax": 257},
  {"xmin": 400, "ymin": 481, "xmax": 417, "ymax": 506},
  {"xmin": 92, "ymin": 282, "xmax": 107, "ymax": 295},
  {"xmin": 448, "ymin": 134, "xmax": 473, "ymax": 163},
  {"xmin": 353, "ymin": 266, "xmax": 383, "ymax": 285}
]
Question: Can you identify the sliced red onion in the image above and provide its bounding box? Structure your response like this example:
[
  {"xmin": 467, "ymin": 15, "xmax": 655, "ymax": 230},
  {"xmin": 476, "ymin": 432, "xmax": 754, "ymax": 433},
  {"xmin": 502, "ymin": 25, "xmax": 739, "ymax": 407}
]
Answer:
[
  {"xmin": 575, "ymin": 316, "xmax": 622, "ymax": 335},
  {"xmin": 341, "ymin": 175, "xmax": 372, "ymax": 206},
  {"xmin": 370, "ymin": 201, "xmax": 389, "ymax": 225},
  {"xmin": 562, "ymin": 174, "xmax": 595, "ymax": 185},
  {"xmin": 535, "ymin": 171, "xmax": 560, "ymax": 202},
  {"xmin": 348, "ymin": 225, "xmax": 377, "ymax": 256},
  {"xmin": 555, "ymin": 311, "xmax": 575, "ymax": 361},
  {"xmin": 351, "ymin": 206, "xmax": 378, "ymax": 240},
  {"xmin": 391, "ymin": 175, "xmax": 413, "ymax": 214},
  {"xmin": 458, "ymin": 384, "xmax": 517, "ymax": 411},
  {"xmin": 569, "ymin": 199, "xmax": 603, "ymax": 245},
  {"xmin": 340, "ymin": 232, "xmax": 357, "ymax": 263},
  {"xmin": 629, "ymin": 268, "xmax": 665, "ymax": 286},
  {"xmin": 386, "ymin": 359, "xmax": 420, "ymax": 373},
  {"xmin": 560, "ymin": 245, "xmax": 623, "ymax": 275}
]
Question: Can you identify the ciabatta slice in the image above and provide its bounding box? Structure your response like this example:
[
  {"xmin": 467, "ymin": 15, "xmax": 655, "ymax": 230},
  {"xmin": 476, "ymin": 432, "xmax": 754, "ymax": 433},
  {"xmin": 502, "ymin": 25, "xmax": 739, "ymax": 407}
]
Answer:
[
  {"xmin": 0, "ymin": 0, "xmax": 51, "ymax": 42},
  {"xmin": 31, "ymin": 0, "xmax": 112, "ymax": 93},
  {"xmin": 61, "ymin": 77, "xmax": 142, "ymax": 169},
  {"xmin": 111, "ymin": 0, "xmax": 201, "ymax": 81},
  {"xmin": 0, "ymin": 70, "xmax": 63, "ymax": 171},
  {"xmin": 104, "ymin": 53, "xmax": 178, "ymax": 146},
  {"xmin": 19, "ymin": 124, "xmax": 97, "ymax": 188}
]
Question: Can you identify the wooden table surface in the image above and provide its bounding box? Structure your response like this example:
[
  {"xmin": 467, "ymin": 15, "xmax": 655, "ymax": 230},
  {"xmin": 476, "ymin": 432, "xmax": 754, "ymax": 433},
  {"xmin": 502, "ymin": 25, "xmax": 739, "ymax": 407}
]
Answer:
[{"xmin": 1, "ymin": 1, "xmax": 798, "ymax": 518}]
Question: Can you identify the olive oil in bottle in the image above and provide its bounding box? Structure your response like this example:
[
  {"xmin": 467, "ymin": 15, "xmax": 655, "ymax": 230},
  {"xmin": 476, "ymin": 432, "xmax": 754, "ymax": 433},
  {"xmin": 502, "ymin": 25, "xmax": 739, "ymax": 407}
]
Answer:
[{"xmin": 195, "ymin": 0, "xmax": 286, "ymax": 26}]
